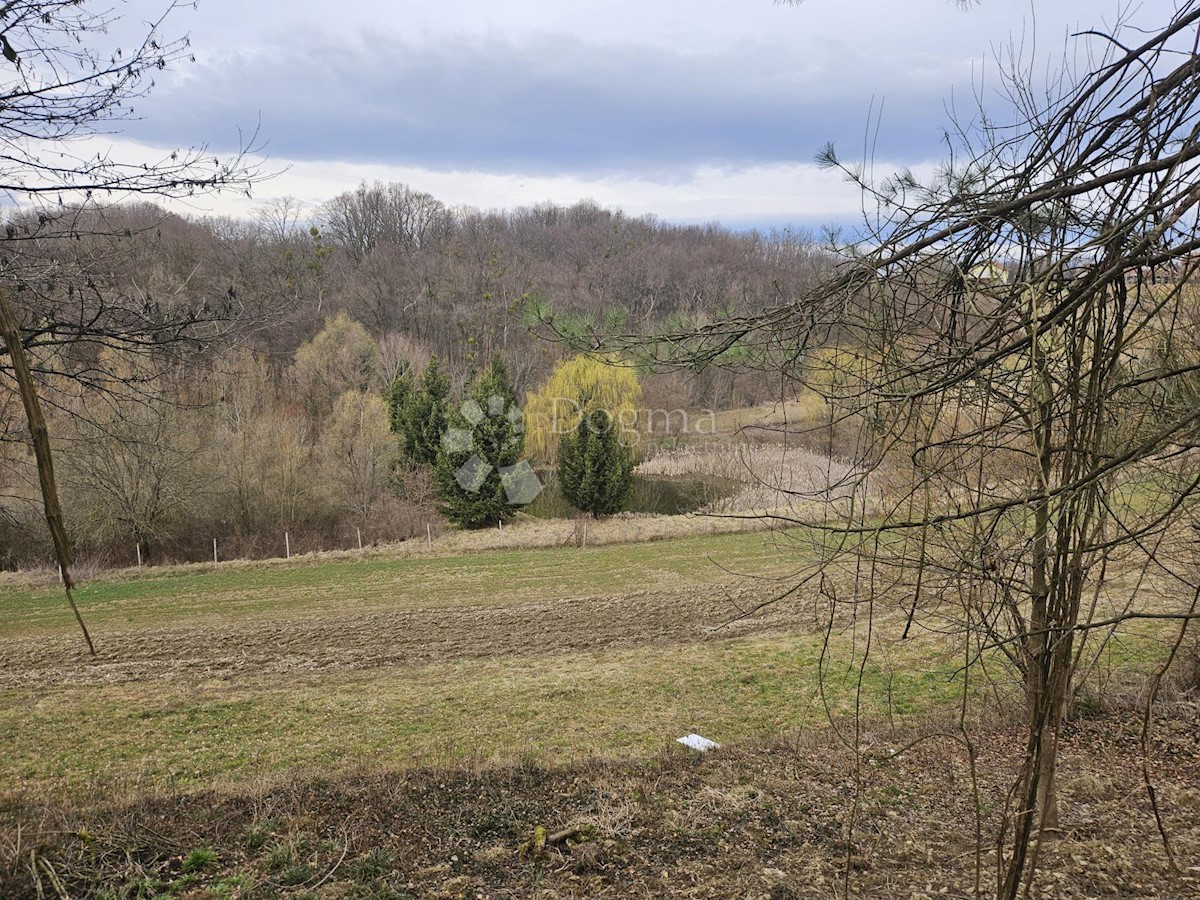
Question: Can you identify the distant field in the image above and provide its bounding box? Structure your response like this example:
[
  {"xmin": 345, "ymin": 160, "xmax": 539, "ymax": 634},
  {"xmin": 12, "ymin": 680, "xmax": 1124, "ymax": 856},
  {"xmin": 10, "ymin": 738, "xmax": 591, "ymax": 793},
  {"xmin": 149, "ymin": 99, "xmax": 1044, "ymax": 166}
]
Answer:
[
  {"xmin": 1, "ymin": 527, "xmax": 802, "ymax": 637},
  {"xmin": 0, "ymin": 527, "xmax": 980, "ymax": 796}
]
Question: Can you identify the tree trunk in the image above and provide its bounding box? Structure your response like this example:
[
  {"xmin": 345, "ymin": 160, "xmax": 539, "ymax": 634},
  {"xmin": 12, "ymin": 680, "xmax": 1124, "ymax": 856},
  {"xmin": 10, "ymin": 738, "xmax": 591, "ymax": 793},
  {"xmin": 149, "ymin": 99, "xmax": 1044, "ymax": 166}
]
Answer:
[
  {"xmin": 0, "ymin": 288, "xmax": 94, "ymax": 654},
  {"xmin": 1036, "ymin": 646, "xmax": 1074, "ymax": 834}
]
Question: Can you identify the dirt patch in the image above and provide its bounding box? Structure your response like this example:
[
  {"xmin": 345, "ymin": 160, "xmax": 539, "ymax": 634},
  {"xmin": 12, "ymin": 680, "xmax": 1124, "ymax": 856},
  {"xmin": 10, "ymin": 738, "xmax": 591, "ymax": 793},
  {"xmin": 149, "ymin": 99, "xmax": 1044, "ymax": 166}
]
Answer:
[
  {"xmin": 0, "ymin": 582, "xmax": 807, "ymax": 688},
  {"xmin": 2, "ymin": 713, "xmax": 1198, "ymax": 898}
]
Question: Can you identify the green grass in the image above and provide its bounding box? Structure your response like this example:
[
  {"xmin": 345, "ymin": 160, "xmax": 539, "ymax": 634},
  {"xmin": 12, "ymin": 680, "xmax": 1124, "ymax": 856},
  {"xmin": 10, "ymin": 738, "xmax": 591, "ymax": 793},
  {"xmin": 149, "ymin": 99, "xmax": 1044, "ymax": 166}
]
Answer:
[
  {"xmin": 0, "ymin": 528, "xmax": 806, "ymax": 637},
  {"xmin": 180, "ymin": 847, "xmax": 218, "ymax": 874},
  {"xmin": 2, "ymin": 528, "xmax": 861, "ymax": 794},
  {"xmin": 0, "ymin": 526, "xmax": 1176, "ymax": 797},
  {"xmin": 0, "ymin": 629, "xmax": 970, "ymax": 795}
]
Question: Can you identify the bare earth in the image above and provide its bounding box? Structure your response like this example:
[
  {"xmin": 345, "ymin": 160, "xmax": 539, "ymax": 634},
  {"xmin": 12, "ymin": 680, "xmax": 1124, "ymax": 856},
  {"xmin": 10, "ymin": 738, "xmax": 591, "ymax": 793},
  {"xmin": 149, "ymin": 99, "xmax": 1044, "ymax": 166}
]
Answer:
[{"xmin": 0, "ymin": 582, "xmax": 802, "ymax": 688}]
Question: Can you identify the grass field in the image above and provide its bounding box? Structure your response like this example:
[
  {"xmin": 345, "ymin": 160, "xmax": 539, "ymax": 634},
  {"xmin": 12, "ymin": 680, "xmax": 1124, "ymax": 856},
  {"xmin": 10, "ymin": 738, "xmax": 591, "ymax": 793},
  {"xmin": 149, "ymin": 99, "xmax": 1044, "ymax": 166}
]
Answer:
[
  {"xmin": 0, "ymin": 528, "xmax": 798, "ymax": 635},
  {"xmin": 0, "ymin": 527, "xmax": 978, "ymax": 797},
  {"xmin": 3, "ymin": 525, "xmax": 1197, "ymax": 898}
]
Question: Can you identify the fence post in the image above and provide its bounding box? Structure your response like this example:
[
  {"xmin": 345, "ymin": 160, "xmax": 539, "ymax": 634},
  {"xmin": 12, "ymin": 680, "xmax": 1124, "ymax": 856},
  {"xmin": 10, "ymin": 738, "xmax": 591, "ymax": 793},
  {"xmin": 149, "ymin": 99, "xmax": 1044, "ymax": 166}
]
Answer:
[
  {"xmin": 213, "ymin": 538, "xmax": 218, "ymax": 564},
  {"xmin": 357, "ymin": 527, "xmax": 363, "ymax": 551},
  {"xmin": 427, "ymin": 523, "xmax": 432, "ymax": 551},
  {"xmin": 285, "ymin": 531, "xmax": 290, "ymax": 560},
  {"xmin": 136, "ymin": 543, "xmax": 143, "ymax": 569}
]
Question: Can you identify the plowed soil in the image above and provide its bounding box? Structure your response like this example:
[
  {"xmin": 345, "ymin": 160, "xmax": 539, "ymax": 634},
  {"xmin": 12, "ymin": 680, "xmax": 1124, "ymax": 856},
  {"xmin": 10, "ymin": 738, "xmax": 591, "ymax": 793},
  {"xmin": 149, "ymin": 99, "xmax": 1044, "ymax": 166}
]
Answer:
[{"xmin": 0, "ymin": 581, "xmax": 804, "ymax": 688}]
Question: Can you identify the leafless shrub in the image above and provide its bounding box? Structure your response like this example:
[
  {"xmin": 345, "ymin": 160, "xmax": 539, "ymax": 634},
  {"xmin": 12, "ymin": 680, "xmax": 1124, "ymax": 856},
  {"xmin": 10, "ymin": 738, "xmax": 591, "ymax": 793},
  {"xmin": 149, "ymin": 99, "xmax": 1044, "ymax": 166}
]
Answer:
[{"xmin": 569, "ymin": 5, "xmax": 1200, "ymax": 895}]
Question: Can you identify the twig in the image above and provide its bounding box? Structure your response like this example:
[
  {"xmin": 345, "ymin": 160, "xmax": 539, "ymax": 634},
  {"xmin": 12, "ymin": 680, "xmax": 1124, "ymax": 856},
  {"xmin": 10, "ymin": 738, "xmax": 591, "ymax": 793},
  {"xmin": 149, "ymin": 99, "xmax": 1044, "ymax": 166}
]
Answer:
[
  {"xmin": 308, "ymin": 829, "xmax": 350, "ymax": 891},
  {"xmin": 1138, "ymin": 583, "xmax": 1198, "ymax": 872},
  {"xmin": 36, "ymin": 856, "xmax": 69, "ymax": 900}
]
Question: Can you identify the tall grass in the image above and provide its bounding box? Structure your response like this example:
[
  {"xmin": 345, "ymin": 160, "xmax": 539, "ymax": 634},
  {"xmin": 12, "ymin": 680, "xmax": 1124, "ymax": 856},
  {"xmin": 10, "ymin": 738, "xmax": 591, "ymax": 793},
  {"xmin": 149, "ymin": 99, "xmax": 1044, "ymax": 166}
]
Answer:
[{"xmin": 638, "ymin": 441, "xmax": 876, "ymax": 514}]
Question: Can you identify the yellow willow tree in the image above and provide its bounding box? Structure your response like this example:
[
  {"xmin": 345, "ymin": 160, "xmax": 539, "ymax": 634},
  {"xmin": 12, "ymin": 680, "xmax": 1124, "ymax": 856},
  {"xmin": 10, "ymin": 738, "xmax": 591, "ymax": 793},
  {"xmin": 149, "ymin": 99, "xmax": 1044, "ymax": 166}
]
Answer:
[
  {"xmin": 318, "ymin": 389, "xmax": 398, "ymax": 525},
  {"xmin": 523, "ymin": 354, "xmax": 642, "ymax": 464},
  {"xmin": 290, "ymin": 313, "xmax": 381, "ymax": 422}
]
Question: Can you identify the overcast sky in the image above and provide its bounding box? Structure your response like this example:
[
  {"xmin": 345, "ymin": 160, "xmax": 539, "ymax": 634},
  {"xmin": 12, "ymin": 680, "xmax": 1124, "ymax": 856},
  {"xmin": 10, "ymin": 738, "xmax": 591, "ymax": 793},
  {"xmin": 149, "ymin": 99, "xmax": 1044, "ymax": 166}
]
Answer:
[{"xmin": 103, "ymin": 0, "xmax": 1174, "ymax": 230}]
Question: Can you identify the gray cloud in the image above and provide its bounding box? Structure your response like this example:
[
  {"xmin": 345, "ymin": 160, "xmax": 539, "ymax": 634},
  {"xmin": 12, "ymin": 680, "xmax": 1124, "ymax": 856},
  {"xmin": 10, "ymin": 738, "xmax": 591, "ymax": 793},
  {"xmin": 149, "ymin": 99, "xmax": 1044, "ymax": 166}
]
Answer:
[{"xmin": 125, "ymin": 30, "xmax": 964, "ymax": 175}]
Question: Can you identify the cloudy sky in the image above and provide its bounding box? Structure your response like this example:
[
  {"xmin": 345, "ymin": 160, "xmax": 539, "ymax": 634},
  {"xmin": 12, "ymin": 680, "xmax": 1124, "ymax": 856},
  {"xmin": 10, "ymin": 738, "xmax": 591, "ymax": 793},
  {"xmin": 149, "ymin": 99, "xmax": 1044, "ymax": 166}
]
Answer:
[{"xmin": 104, "ymin": 0, "xmax": 1170, "ymax": 230}]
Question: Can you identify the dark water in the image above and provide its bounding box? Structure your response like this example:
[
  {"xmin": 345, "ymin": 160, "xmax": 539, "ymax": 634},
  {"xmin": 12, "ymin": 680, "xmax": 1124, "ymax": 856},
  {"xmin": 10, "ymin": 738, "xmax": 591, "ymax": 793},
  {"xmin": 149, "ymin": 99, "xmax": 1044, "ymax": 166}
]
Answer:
[{"xmin": 525, "ymin": 474, "xmax": 737, "ymax": 518}]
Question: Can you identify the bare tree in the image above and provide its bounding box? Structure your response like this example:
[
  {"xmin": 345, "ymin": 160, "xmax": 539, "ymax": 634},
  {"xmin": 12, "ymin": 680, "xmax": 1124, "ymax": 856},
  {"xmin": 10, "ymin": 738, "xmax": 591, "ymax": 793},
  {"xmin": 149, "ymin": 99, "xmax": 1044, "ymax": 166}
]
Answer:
[
  {"xmin": 562, "ymin": 5, "xmax": 1200, "ymax": 896},
  {"xmin": 0, "ymin": 1, "xmax": 263, "ymax": 649},
  {"xmin": 320, "ymin": 181, "xmax": 454, "ymax": 260},
  {"xmin": 61, "ymin": 352, "xmax": 210, "ymax": 564},
  {"xmin": 254, "ymin": 196, "xmax": 307, "ymax": 244}
]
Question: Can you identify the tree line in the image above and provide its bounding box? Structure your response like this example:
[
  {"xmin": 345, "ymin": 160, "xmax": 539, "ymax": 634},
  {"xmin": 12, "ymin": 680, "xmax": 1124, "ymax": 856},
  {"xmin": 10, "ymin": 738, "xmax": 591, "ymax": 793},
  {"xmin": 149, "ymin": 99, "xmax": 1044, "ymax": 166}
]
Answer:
[
  {"xmin": 0, "ymin": 188, "xmax": 833, "ymax": 569},
  {"xmin": 2, "ymin": 303, "xmax": 645, "ymax": 568}
]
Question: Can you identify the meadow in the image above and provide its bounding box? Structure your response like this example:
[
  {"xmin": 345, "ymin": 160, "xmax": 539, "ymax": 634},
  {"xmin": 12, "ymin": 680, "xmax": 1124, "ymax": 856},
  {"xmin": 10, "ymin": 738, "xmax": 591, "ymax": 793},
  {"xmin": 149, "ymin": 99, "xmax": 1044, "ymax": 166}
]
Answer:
[
  {"xmin": 2, "ymin": 520, "xmax": 1197, "ymax": 898},
  {"xmin": 0, "ymin": 525, "xmax": 971, "ymax": 796}
]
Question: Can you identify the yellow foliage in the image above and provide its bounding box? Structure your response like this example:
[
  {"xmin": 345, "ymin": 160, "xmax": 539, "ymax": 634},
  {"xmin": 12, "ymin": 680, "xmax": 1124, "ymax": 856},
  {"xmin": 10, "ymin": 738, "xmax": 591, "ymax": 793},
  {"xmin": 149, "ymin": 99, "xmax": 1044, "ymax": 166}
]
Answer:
[
  {"xmin": 806, "ymin": 347, "xmax": 877, "ymax": 392},
  {"xmin": 318, "ymin": 390, "xmax": 396, "ymax": 520},
  {"xmin": 523, "ymin": 354, "xmax": 642, "ymax": 463},
  {"xmin": 291, "ymin": 313, "xmax": 378, "ymax": 417}
]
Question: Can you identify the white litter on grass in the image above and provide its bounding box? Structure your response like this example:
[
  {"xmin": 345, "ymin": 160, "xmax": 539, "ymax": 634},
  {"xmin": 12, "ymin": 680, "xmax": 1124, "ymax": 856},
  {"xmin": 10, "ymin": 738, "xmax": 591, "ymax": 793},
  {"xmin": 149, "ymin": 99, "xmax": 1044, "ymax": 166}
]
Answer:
[{"xmin": 676, "ymin": 733, "xmax": 720, "ymax": 752}]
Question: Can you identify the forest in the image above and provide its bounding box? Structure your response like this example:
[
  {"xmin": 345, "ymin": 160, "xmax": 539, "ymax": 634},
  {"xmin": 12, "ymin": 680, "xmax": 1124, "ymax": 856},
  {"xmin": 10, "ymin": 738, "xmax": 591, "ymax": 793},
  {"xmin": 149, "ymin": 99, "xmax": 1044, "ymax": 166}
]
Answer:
[{"xmin": 0, "ymin": 189, "xmax": 832, "ymax": 568}]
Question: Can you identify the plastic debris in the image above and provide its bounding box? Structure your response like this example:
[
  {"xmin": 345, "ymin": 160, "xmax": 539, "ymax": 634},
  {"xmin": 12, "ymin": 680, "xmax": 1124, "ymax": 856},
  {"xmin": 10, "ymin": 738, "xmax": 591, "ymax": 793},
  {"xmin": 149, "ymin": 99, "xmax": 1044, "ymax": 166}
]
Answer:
[{"xmin": 676, "ymin": 733, "xmax": 720, "ymax": 752}]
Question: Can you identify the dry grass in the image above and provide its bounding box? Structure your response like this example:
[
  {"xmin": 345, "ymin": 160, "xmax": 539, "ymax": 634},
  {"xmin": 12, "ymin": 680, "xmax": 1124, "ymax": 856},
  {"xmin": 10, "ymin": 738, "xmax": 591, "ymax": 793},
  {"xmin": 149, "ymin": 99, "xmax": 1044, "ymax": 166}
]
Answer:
[
  {"xmin": 637, "ymin": 441, "xmax": 880, "ymax": 515},
  {"xmin": 639, "ymin": 392, "xmax": 884, "ymax": 516},
  {"xmin": 711, "ymin": 392, "xmax": 829, "ymax": 436},
  {"xmin": 3, "ymin": 713, "xmax": 1199, "ymax": 898}
]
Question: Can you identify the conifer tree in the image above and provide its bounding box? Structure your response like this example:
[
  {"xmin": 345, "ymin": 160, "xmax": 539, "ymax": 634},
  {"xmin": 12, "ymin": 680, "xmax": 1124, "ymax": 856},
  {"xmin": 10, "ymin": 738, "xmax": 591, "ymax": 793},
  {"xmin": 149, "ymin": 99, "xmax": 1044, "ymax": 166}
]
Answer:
[
  {"xmin": 434, "ymin": 355, "xmax": 538, "ymax": 528},
  {"xmin": 398, "ymin": 357, "xmax": 449, "ymax": 465},
  {"xmin": 485, "ymin": 353, "xmax": 517, "ymax": 406},
  {"xmin": 384, "ymin": 363, "xmax": 412, "ymax": 436},
  {"xmin": 557, "ymin": 408, "xmax": 634, "ymax": 517}
]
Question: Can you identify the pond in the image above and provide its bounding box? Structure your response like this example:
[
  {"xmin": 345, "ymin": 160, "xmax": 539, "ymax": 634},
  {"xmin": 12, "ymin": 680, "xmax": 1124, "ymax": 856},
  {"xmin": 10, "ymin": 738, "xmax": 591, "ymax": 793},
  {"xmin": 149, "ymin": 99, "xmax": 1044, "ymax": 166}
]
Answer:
[{"xmin": 524, "ymin": 473, "xmax": 738, "ymax": 518}]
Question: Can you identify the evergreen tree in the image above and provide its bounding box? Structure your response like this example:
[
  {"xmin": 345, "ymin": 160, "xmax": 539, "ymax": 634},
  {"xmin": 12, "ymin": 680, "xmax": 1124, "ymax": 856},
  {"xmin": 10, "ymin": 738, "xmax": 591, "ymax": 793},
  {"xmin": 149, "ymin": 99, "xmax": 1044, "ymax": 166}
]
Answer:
[
  {"xmin": 484, "ymin": 352, "xmax": 517, "ymax": 407},
  {"xmin": 557, "ymin": 408, "xmax": 634, "ymax": 517},
  {"xmin": 398, "ymin": 357, "xmax": 449, "ymax": 465},
  {"xmin": 384, "ymin": 363, "xmax": 412, "ymax": 435},
  {"xmin": 434, "ymin": 356, "xmax": 538, "ymax": 528}
]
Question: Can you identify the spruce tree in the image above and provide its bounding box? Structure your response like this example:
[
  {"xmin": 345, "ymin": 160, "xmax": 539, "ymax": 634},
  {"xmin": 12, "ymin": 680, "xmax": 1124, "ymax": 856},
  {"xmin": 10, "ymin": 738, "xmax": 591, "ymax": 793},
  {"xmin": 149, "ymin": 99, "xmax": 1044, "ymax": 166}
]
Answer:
[
  {"xmin": 483, "ymin": 352, "xmax": 517, "ymax": 407},
  {"xmin": 557, "ymin": 408, "xmax": 634, "ymax": 517},
  {"xmin": 399, "ymin": 357, "xmax": 449, "ymax": 465},
  {"xmin": 434, "ymin": 355, "xmax": 538, "ymax": 528},
  {"xmin": 384, "ymin": 363, "xmax": 412, "ymax": 435}
]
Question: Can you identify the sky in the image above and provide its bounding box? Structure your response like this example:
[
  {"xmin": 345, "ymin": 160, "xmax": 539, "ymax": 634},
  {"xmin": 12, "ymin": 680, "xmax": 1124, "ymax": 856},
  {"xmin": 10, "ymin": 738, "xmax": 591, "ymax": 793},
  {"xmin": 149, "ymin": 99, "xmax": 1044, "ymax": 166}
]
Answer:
[{"xmin": 94, "ymin": 0, "xmax": 1177, "ymax": 231}]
